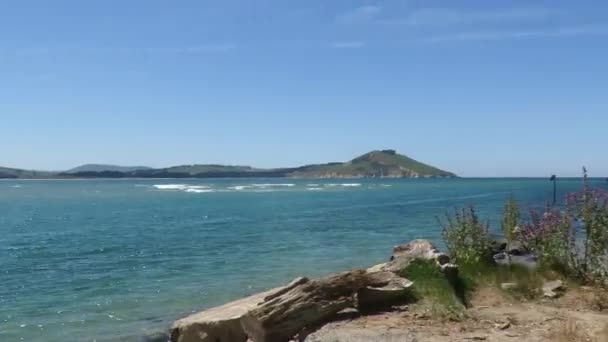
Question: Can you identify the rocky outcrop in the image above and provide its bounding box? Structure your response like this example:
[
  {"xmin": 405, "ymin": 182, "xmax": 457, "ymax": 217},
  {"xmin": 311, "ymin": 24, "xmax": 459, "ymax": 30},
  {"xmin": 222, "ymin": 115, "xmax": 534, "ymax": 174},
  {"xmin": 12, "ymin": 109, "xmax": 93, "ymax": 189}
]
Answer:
[
  {"xmin": 493, "ymin": 252, "xmax": 538, "ymax": 269},
  {"xmin": 170, "ymin": 239, "xmax": 457, "ymax": 342},
  {"xmin": 492, "ymin": 238, "xmax": 538, "ymax": 270}
]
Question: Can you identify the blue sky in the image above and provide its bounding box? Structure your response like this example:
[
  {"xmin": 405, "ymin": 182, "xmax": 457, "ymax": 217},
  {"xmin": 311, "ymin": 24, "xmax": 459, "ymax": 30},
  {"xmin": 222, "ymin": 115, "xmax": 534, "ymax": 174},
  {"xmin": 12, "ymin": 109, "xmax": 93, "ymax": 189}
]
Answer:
[{"xmin": 1, "ymin": 0, "xmax": 607, "ymax": 177}]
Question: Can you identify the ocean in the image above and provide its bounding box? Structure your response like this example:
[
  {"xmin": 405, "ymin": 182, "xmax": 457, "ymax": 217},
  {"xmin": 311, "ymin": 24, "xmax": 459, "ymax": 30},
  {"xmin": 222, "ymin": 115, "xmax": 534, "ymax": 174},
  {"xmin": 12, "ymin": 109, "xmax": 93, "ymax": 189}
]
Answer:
[{"xmin": 1, "ymin": 178, "xmax": 605, "ymax": 341}]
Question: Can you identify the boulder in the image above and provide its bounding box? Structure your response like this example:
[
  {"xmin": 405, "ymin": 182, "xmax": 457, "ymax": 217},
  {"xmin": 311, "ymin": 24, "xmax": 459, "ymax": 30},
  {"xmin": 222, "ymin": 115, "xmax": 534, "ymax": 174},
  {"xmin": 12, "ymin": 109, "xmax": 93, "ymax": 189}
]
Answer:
[
  {"xmin": 490, "ymin": 238, "xmax": 508, "ymax": 255},
  {"xmin": 501, "ymin": 282, "xmax": 518, "ymax": 290},
  {"xmin": 170, "ymin": 277, "xmax": 307, "ymax": 342},
  {"xmin": 490, "ymin": 238, "xmax": 527, "ymax": 256},
  {"xmin": 506, "ymin": 241, "xmax": 526, "ymax": 256},
  {"xmin": 542, "ymin": 280, "xmax": 565, "ymax": 298},
  {"xmin": 440, "ymin": 263, "xmax": 459, "ymax": 280},
  {"xmin": 493, "ymin": 252, "xmax": 538, "ymax": 270},
  {"xmin": 367, "ymin": 239, "xmax": 452, "ymax": 274}
]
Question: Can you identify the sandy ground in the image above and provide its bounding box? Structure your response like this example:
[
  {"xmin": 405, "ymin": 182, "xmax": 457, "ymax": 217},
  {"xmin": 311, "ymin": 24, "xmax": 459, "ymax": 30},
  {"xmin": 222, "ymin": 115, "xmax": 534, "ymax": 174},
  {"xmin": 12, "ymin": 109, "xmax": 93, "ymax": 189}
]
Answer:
[{"xmin": 301, "ymin": 287, "xmax": 608, "ymax": 342}]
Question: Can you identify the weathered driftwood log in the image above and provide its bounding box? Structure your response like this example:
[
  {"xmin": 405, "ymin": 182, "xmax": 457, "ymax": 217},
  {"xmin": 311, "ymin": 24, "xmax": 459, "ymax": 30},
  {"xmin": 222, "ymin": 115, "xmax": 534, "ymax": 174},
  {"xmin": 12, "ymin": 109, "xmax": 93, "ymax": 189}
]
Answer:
[
  {"xmin": 240, "ymin": 270, "xmax": 409, "ymax": 342},
  {"xmin": 170, "ymin": 277, "xmax": 307, "ymax": 342},
  {"xmin": 357, "ymin": 271, "xmax": 413, "ymax": 310},
  {"xmin": 366, "ymin": 239, "xmax": 458, "ymax": 282}
]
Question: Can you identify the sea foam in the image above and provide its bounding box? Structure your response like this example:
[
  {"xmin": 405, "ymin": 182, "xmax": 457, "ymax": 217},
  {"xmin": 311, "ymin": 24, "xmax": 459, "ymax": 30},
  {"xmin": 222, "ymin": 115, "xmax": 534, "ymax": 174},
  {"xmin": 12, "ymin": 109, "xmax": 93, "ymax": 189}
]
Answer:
[
  {"xmin": 153, "ymin": 184, "xmax": 188, "ymax": 190},
  {"xmin": 185, "ymin": 188, "xmax": 214, "ymax": 193},
  {"xmin": 154, "ymin": 184, "xmax": 211, "ymax": 193},
  {"xmin": 325, "ymin": 183, "xmax": 361, "ymax": 187},
  {"xmin": 251, "ymin": 183, "xmax": 295, "ymax": 187}
]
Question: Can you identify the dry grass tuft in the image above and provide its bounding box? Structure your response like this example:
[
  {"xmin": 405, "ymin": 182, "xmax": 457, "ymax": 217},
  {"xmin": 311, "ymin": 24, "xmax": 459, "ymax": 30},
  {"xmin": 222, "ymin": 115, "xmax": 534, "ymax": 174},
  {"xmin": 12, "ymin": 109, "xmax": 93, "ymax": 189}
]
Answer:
[
  {"xmin": 556, "ymin": 286, "xmax": 608, "ymax": 312},
  {"xmin": 548, "ymin": 318, "xmax": 589, "ymax": 342},
  {"xmin": 596, "ymin": 323, "xmax": 608, "ymax": 342}
]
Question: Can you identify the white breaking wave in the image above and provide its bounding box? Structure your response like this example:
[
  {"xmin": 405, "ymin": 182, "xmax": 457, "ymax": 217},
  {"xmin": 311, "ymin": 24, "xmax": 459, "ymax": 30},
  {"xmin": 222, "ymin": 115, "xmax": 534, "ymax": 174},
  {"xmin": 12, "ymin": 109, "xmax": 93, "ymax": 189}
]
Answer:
[
  {"xmin": 154, "ymin": 184, "xmax": 189, "ymax": 190},
  {"xmin": 185, "ymin": 188, "xmax": 214, "ymax": 193},
  {"xmin": 188, "ymin": 185, "xmax": 211, "ymax": 190},
  {"xmin": 228, "ymin": 183, "xmax": 295, "ymax": 191},
  {"xmin": 306, "ymin": 187, "xmax": 324, "ymax": 191},
  {"xmin": 317, "ymin": 183, "xmax": 362, "ymax": 188},
  {"xmin": 11, "ymin": 185, "xmax": 22, "ymax": 188},
  {"xmin": 229, "ymin": 185, "xmax": 250, "ymax": 191},
  {"xmin": 251, "ymin": 183, "xmax": 295, "ymax": 187},
  {"xmin": 154, "ymin": 184, "xmax": 212, "ymax": 193}
]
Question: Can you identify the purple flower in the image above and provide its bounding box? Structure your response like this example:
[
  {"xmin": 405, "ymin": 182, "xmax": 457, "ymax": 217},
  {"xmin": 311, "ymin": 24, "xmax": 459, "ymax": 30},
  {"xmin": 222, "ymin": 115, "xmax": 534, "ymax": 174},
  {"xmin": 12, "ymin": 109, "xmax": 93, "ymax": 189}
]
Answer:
[
  {"xmin": 566, "ymin": 187, "xmax": 608, "ymax": 217},
  {"xmin": 519, "ymin": 209, "xmax": 568, "ymax": 245}
]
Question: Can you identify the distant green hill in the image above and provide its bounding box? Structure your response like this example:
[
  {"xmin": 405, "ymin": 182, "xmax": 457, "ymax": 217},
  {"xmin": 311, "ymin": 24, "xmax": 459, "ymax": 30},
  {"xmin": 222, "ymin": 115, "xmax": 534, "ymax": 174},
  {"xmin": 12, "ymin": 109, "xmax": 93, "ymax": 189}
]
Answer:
[
  {"xmin": 163, "ymin": 164, "xmax": 255, "ymax": 175},
  {"xmin": 0, "ymin": 166, "xmax": 55, "ymax": 179},
  {"xmin": 288, "ymin": 150, "xmax": 455, "ymax": 178},
  {"xmin": 4, "ymin": 150, "xmax": 456, "ymax": 179},
  {"xmin": 66, "ymin": 164, "xmax": 152, "ymax": 173}
]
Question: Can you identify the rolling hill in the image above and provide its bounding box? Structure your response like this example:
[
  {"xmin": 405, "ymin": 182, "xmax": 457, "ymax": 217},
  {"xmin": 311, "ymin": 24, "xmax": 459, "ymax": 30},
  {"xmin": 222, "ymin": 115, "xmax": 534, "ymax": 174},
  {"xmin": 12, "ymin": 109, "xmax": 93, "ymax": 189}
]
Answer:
[
  {"xmin": 288, "ymin": 150, "xmax": 455, "ymax": 178},
  {"xmin": 0, "ymin": 166, "xmax": 55, "ymax": 179},
  {"xmin": 66, "ymin": 164, "xmax": 152, "ymax": 173},
  {"xmin": 4, "ymin": 150, "xmax": 456, "ymax": 179}
]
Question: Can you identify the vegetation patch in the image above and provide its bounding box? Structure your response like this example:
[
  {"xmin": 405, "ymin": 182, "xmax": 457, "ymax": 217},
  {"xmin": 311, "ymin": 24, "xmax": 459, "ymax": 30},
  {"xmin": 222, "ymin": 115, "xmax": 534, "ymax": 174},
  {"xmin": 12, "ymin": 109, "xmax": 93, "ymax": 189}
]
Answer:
[
  {"xmin": 439, "ymin": 167, "xmax": 608, "ymax": 305},
  {"xmin": 399, "ymin": 259, "xmax": 467, "ymax": 321}
]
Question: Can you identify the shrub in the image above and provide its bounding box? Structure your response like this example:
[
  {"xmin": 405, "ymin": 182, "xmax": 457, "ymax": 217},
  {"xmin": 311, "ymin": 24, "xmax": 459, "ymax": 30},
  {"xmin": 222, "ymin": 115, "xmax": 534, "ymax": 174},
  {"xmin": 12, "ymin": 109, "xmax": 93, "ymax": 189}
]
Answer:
[
  {"xmin": 501, "ymin": 195, "xmax": 520, "ymax": 249},
  {"xmin": 565, "ymin": 167, "xmax": 608, "ymax": 284},
  {"xmin": 519, "ymin": 167, "xmax": 608, "ymax": 285},
  {"xmin": 519, "ymin": 208, "xmax": 574, "ymax": 273},
  {"xmin": 439, "ymin": 206, "xmax": 493, "ymax": 266}
]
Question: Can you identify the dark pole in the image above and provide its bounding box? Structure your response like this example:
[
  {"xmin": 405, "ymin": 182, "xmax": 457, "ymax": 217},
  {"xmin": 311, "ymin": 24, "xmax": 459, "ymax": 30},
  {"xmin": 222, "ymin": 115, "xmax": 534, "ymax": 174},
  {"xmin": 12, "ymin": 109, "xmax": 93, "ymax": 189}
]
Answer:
[{"xmin": 550, "ymin": 174, "xmax": 557, "ymax": 206}]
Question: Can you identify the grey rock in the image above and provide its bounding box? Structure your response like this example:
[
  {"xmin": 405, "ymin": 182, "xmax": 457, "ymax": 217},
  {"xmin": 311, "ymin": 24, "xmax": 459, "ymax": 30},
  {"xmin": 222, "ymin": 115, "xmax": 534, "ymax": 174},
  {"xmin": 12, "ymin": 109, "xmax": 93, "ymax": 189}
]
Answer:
[
  {"xmin": 490, "ymin": 237, "xmax": 527, "ymax": 256},
  {"xmin": 494, "ymin": 253, "xmax": 538, "ymax": 270},
  {"xmin": 543, "ymin": 280, "xmax": 565, "ymax": 298},
  {"xmin": 506, "ymin": 241, "xmax": 526, "ymax": 256},
  {"xmin": 435, "ymin": 253, "xmax": 450, "ymax": 266},
  {"xmin": 501, "ymin": 282, "xmax": 518, "ymax": 290},
  {"xmin": 440, "ymin": 263, "xmax": 459, "ymax": 279},
  {"xmin": 490, "ymin": 238, "xmax": 508, "ymax": 254}
]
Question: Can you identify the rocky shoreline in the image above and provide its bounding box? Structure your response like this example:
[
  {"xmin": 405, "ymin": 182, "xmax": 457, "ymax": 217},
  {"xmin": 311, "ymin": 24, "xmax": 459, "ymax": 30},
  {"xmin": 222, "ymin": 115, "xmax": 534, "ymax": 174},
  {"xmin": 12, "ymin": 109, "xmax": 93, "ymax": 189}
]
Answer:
[
  {"xmin": 167, "ymin": 240, "xmax": 457, "ymax": 342},
  {"xmin": 154, "ymin": 238, "xmax": 608, "ymax": 342}
]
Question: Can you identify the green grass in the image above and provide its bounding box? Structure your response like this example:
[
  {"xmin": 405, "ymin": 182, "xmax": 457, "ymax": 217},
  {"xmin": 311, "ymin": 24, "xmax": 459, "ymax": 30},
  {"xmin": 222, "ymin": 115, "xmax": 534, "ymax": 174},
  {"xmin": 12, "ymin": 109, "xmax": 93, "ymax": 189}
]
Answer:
[
  {"xmin": 399, "ymin": 259, "xmax": 468, "ymax": 321},
  {"xmin": 457, "ymin": 260, "xmax": 559, "ymax": 301}
]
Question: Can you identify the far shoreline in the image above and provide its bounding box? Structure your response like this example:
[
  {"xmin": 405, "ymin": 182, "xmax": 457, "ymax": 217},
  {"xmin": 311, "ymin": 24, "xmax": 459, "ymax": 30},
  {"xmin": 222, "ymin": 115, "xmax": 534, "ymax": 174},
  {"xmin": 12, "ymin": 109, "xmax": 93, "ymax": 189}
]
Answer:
[{"xmin": 2, "ymin": 176, "xmax": 606, "ymax": 181}]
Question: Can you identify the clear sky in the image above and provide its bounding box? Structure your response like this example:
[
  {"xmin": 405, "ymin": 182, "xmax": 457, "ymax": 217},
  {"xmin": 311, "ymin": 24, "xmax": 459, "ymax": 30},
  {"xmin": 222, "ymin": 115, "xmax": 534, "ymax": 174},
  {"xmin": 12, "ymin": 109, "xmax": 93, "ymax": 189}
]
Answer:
[{"xmin": 1, "ymin": 0, "xmax": 607, "ymax": 177}]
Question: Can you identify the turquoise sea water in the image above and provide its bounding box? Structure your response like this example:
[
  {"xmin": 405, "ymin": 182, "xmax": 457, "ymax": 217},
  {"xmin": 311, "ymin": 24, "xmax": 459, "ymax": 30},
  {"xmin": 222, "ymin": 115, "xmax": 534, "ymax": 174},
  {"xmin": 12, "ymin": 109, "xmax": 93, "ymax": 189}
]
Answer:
[{"xmin": 1, "ymin": 178, "xmax": 607, "ymax": 341}]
